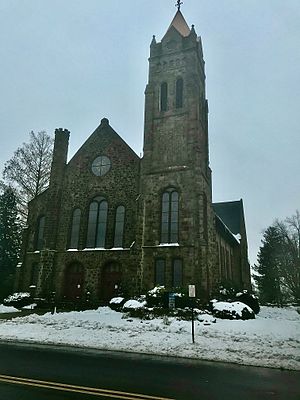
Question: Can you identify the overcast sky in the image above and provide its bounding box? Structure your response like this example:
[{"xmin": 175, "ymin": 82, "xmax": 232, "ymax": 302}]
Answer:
[{"xmin": 0, "ymin": 0, "xmax": 299, "ymax": 266}]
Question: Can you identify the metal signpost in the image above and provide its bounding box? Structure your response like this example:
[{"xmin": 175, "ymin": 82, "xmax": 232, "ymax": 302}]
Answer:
[{"xmin": 188, "ymin": 285, "xmax": 196, "ymax": 343}]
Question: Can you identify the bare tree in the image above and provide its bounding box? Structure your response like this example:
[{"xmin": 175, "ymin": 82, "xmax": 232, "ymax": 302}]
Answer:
[
  {"xmin": 2, "ymin": 131, "xmax": 53, "ymax": 221},
  {"xmin": 274, "ymin": 210, "xmax": 300, "ymax": 302}
]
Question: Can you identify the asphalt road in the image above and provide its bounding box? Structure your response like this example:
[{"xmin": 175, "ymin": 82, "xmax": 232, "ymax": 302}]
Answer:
[{"xmin": 0, "ymin": 342, "xmax": 299, "ymax": 400}]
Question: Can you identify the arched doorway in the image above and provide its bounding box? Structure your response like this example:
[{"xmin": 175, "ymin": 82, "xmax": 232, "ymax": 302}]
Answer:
[
  {"xmin": 100, "ymin": 262, "xmax": 122, "ymax": 302},
  {"xmin": 64, "ymin": 262, "xmax": 84, "ymax": 300}
]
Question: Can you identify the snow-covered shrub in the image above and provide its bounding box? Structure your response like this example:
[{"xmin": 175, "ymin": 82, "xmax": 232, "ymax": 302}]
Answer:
[
  {"xmin": 146, "ymin": 286, "xmax": 168, "ymax": 308},
  {"xmin": 122, "ymin": 298, "xmax": 148, "ymax": 319},
  {"xmin": 213, "ymin": 285, "xmax": 260, "ymax": 315},
  {"xmin": 3, "ymin": 292, "xmax": 31, "ymax": 309},
  {"xmin": 123, "ymin": 299, "xmax": 146, "ymax": 311},
  {"xmin": 109, "ymin": 297, "xmax": 125, "ymax": 311},
  {"xmin": 22, "ymin": 303, "xmax": 37, "ymax": 310},
  {"xmin": 146, "ymin": 286, "xmax": 192, "ymax": 309},
  {"xmin": 0, "ymin": 304, "xmax": 20, "ymax": 313},
  {"xmin": 217, "ymin": 285, "xmax": 237, "ymax": 301},
  {"xmin": 173, "ymin": 289, "xmax": 192, "ymax": 308},
  {"xmin": 236, "ymin": 290, "xmax": 260, "ymax": 314},
  {"xmin": 211, "ymin": 300, "xmax": 255, "ymax": 320}
]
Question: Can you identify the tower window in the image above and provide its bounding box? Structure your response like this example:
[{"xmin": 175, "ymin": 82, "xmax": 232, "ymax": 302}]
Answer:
[
  {"xmin": 176, "ymin": 78, "xmax": 183, "ymax": 108},
  {"xmin": 86, "ymin": 197, "xmax": 108, "ymax": 248},
  {"xmin": 161, "ymin": 188, "xmax": 179, "ymax": 243},
  {"xmin": 69, "ymin": 208, "xmax": 81, "ymax": 249},
  {"xmin": 155, "ymin": 259, "xmax": 165, "ymax": 286},
  {"xmin": 160, "ymin": 82, "xmax": 168, "ymax": 111},
  {"xmin": 172, "ymin": 259, "xmax": 183, "ymax": 287},
  {"xmin": 114, "ymin": 205, "xmax": 125, "ymax": 248},
  {"xmin": 36, "ymin": 215, "xmax": 45, "ymax": 250}
]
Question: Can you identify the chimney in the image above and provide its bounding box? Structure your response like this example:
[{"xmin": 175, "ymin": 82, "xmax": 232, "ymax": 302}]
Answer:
[{"xmin": 49, "ymin": 128, "xmax": 70, "ymax": 188}]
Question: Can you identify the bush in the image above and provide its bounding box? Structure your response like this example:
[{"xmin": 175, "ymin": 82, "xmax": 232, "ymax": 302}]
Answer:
[
  {"xmin": 213, "ymin": 285, "xmax": 260, "ymax": 315},
  {"xmin": 122, "ymin": 299, "xmax": 147, "ymax": 312},
  {"xmin": 235, "ymin": 291, "xmax": 260, "ymax": 314},
  {"xmin": 109, "ymin": 297, "xmax": 126, "ymax": 311},
  {"xmin": 146, "ymin": 286, "xmax": 168, "ymax": 308},
  {"xmin": 3, "ymin": 292, "xmax": 32, "ymax": 309},
  {"xmin": 211, "ymin": 300, "xmax": 255, "ymax": 320},
  {"xmin": 146, "ymin": 286, "xmax": 194, "ymax": 309}
]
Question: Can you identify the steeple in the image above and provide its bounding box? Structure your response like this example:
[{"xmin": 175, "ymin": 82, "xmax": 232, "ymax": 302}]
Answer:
[
  {"xmin": 163, "ymin": 10, "xmax": 190, "ymax": 38},
  {"xmin": 143, "ymin": 5, "xmax": 208, "ymax": 175}
]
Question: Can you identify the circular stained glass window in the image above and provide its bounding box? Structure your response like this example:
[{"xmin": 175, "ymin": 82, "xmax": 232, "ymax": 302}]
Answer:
[{"xmin": 91, "ymin": 155, "xmax": 111, "ymax": 177}]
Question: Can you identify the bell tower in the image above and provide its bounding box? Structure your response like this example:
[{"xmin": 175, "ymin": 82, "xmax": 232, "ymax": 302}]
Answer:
[
  {"xmin": 139, "ymin": 7, "xmax": 215, "ymax": 298},
  {"xmin": 142, "ymin": 9, "xmax": 209, "ymax": 178}
]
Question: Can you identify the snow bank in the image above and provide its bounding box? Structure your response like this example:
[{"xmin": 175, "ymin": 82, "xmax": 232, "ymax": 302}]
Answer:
[
  {"xmin": 0, "ymin": 305, "xmax": 20, "ymax": 313},
  {"xmin": 0, "ymin": 306, "xmax": 298, "ymax": 370}
]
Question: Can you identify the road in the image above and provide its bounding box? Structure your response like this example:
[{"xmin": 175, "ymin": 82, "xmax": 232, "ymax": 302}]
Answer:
[{"xmin": 0, "ymin": 342, "xmax": 299, "ymax": 399}]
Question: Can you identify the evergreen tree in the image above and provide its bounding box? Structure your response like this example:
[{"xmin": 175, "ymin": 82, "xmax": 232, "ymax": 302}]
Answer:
[
  {"xmin": 254, "ymin": 226, "xmax": 283, "ymax": 305},
  {"xmin": 0, "ymin": 187, "xmax": 22, "ymax": 299}
]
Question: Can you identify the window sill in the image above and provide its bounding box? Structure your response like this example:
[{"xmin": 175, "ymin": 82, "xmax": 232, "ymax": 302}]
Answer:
[{"xmin": 158, "ymin": 243, "xmax": 180, "ymax": 247}]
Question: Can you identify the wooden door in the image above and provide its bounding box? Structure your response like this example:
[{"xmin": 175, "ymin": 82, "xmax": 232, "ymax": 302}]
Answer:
[
  {"xmin": 64, "ymin": 263, "xmax": 84, "ymax": 300},
  {"xmin": 101, "ymin": 263, "xmax": 122, "ymax": 302}
]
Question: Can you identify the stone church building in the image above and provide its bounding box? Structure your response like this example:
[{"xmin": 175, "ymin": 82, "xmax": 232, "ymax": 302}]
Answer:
[{"xmin": 18, "ymin": 10, "xmax": 251, "ymax": 303}]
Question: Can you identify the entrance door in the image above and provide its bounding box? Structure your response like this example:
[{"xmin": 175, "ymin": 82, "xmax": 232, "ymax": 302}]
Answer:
[
  {"xmin": 101, "ymin": 262, "xmax": 122, "ymax": 302},
  {"xmin": 64, "ymin": 263, "xmax": 84, "ymax": 300}
]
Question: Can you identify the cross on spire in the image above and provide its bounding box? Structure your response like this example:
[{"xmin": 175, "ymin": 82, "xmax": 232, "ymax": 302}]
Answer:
[{"xmin": 175, "ymin": 0, "xmax": 183, "ymax": 11}]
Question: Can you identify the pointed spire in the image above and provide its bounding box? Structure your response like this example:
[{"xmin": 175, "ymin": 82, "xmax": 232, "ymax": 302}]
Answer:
[{"xmin": 164, "ymin": 10, "xmax": 191, "ymax": 38}]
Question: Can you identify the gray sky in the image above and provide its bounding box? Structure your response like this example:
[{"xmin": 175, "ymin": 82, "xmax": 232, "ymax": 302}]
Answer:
[{"xmin": 0, "ymin": 0, "xmax": 299, "ymax": 266}]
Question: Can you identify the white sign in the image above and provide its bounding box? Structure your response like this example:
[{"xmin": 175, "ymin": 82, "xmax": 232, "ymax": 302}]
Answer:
[{"xmin": 188, "ymin": 285, "xmax": 196, "ymax": 298}]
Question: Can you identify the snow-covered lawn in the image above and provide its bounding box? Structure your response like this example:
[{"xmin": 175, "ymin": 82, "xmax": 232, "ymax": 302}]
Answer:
[{"xmin": 0, "ymin": 306, "xmax": 299, "ymax": 370}]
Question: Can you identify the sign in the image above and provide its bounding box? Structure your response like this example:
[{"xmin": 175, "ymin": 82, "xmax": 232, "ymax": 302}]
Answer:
[
  {"xmin": 188, "ymin": 285, "xmax": 196, "ymax": 298},
  {"xmin": 188, "ymin": 285, "xmax": 196, "ymax": 344},
  {"xmin": 169, "ymin": 293, "xmax": 176, "ymax": 309}
]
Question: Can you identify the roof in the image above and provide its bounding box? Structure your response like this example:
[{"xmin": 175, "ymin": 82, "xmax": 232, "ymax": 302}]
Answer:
[
  {"xmin": 213, "ymin": 200, "xmax": 243, "ymax": 235},
  {"xmin": 164, "ymin": 10, "xmax": 190, "ymax": 38}
]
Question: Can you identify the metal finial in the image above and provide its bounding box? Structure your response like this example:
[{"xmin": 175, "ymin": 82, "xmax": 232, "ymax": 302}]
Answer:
[{"xmin": 175, "ymin": 0, "xmax": 183, "ymax": 11}]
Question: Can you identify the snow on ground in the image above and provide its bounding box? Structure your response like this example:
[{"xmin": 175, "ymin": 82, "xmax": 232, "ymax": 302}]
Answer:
[{"xmin": 0, "ymin": 306, "xmax": 299, "ymax": 370}]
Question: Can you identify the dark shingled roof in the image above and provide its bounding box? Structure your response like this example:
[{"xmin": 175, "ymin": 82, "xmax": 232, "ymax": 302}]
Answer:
[{"xmin": 212, "ymin": 200, "xmax": 243, "ymax": 235}]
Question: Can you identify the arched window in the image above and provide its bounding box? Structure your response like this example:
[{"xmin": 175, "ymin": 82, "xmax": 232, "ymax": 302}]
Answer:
[
  {"xmin": 36, "ymin": 215, "xmax": 45, "ymax": 250},
  {"xmin": 172, "ymin": 259, "xmax": 183, "ymax": 287},
  {"xmin": 114, "ymin": 205, "xmax": 125, "ymax": 248},
  {"xmin": 69, "ymin": 208, "xmax": 81, "ymax": 249},
  {"xmin": 161, "ymin": 188, "xmax": 179, "ymax": 243},
  {"xmin": 176, "ymin": 78, "xmax": 183, "ymax": 108},
  {"xmin": 160, "ymin": 82, "xmax": 168, "ymax": 111},
  {"xmin": 155, "ymin": 259, "xmax": 165, "ymax": 286},
  {"xmin": 86, "ymin": 197, "xmax": 108, "ymax": 248}
]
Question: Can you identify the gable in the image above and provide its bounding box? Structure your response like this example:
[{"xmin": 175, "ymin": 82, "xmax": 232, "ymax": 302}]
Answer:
[{"xmin": 67, "ymin": 118, "xmax": 140, "ymax": 173}]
